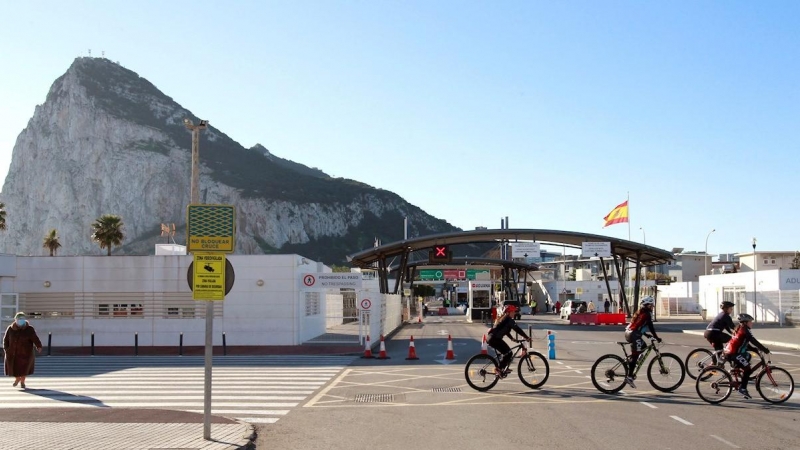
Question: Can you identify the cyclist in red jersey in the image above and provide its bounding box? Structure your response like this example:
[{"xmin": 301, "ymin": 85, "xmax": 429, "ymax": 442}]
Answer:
[
  {"xmin": 723, "ymin": 313, "xmax": 770, "ymax": 399},
  {"xmin": 623, "ymin": 296, "xmax": 661, "ymax": 388}
]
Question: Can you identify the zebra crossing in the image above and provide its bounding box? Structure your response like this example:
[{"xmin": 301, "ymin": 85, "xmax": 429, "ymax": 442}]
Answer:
[{"xmin": 0, "ymin": 355, "xmax": 354, "ymax": 424}]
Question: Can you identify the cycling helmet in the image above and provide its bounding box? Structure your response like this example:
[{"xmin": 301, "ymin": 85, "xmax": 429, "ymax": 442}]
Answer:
[
  {"xmin": 640, "ymin": 296, "xmax": 655, "ymax": 306},
  {"xmin": 504, "ymin": 305, "xmax": 518, "ymax": 314},
  {"xmin": 720, "ymin": 301, "xmax": 735, "ymax": 309},
  {"xmin": 737, "ymin": 313, "xmax": 754, "ymax": 323}
]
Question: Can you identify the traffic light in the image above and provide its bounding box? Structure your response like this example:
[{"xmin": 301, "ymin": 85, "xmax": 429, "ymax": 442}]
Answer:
[{"xmin": 429, "ymin": 245, "xmax": 452, "ymax": 263}]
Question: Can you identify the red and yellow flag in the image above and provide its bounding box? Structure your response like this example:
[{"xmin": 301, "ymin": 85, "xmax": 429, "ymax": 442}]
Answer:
[{"xmin": 603, "ymin": 201, "xmax": 629, "ymax": 227}]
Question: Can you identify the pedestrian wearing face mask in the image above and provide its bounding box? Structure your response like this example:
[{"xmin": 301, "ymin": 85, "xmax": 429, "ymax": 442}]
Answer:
[{"xmin": 3, "ymin": 312, "xmax": 43, "ymax": 389}]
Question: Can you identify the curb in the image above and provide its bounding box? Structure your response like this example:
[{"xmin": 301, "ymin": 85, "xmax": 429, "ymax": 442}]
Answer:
[{"xmin": 237, "ymin": 421, "xmax": 257, "ymax": 449}]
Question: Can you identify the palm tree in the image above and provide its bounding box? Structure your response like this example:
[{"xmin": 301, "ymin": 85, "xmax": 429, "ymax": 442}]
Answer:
[
  {"xmin": 0, "ymin": 202, "xmax": 6, "ymax": 231},
  {"xmin": 43, "ymin": 229, "xmax": 62, "ymax": 256},
  {"xmin": 91, "ymin": 214, "xmax": 125, "ymax": 256}
]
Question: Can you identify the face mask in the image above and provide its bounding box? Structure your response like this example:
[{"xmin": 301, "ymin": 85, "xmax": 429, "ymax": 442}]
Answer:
[{"xmin": 16, "ymin": 319, "xmax": 26, "ymax": 326}]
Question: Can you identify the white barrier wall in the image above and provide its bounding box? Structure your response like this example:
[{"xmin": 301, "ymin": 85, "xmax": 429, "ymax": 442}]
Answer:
[{"xmin": 1, "ymin": 255, "xmax": 333, "ymax": 347}]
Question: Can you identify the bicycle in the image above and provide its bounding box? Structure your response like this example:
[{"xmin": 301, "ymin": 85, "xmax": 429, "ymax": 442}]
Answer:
[
  {"xmin": 464, "ymin": 339, "xmax": 550, "ymax": 392},
  {"xmin": 590, "ymin": 334, "xmax": 686, "ymax": 394},
  {"xmin": 695, "ymin": 349, "xmax": 794, "ymax": 404},
  {"xmin": 685, "ymin": 346, "xmax": 727, "ymax": 380}
]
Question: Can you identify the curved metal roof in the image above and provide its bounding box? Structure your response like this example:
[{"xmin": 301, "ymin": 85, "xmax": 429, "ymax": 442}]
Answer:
[{"xmin": 348, "ymin": 228, "xmax": 673, "ymax": 268}]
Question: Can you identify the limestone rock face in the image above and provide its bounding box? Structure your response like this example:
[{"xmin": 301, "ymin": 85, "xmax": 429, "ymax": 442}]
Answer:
[{"xmin": 0, "ymin": 58, "xmax": 455, "ymax": 262}]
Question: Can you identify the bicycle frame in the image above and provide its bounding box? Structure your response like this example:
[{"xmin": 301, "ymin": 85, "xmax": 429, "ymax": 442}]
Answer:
[{"xmin": 619, "ymin": 337, "xmax": 662, "ymax": 377}]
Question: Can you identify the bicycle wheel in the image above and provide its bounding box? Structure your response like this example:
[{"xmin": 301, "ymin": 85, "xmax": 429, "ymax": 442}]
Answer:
[
  {"xmin": 756, "ymin": 366, "xmax": 795, "ymax": 404},
  {"xmin": 518, "ymin": 351, "xmax": 550, "ymax": 389},
  {"xmin": 685, "ymin": 348, "xmax": 715, "ymax": 380},
  {"xmin": 464, "ymin": 354, "xmax": 500, "ymax": 392},
  {"xmin": 647, "ymin": 352, "xmax": 685, "ymax": 392},
  {"xmin": 695, "ymin": 367, "xmax": 732, "ymax": 404},
  {"xmin": 591, "ymin": 354, "xmax": 628, "ymax": 394}
]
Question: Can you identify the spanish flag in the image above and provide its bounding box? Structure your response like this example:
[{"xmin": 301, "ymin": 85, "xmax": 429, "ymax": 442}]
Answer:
[{"xmin": 603, "ymin": 201, "xmax": 629, "ymax": 227}]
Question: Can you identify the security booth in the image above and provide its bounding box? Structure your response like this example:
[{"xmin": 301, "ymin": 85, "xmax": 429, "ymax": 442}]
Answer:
[{"xmin": 467, "ymin": 281, "xmax": 492, "ymax": 322}]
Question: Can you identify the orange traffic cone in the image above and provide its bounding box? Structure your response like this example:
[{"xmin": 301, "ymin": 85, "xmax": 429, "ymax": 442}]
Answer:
[
  {"xmin": 405, "ymin": 335, "xmax": 419, "ymax": 360},
  {"xmin": 377, "ymin": 334, "xmax": 391, "ymax": 359},
  {"xmin": 361, "ymin": 335, "xmax": 374, "ymax": 359},
  {"xmin": 445, "ymin": 334, "xmax": 455, "ymax": 360},
  {"xmin": 480, "ymin": 334, "xmax": 488, "ymax": 355}
]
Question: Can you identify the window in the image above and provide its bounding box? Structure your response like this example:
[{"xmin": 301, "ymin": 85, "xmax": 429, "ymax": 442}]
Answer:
[{"xmin": 98, "ymin": 304, "xmax": 110, "ymax": 316}]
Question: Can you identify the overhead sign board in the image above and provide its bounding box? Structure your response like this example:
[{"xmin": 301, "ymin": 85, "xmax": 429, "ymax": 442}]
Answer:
[
  {"xmin": 581, "ymin": 241, "xmax": 612, "ymax": 258},
  {"xmin": 512, "ymin": 243, "xmax": 541, "ymax": 258},
  {"xmin": 187, "ymin": 204, "xmax": 236, "ymax": 253},
  {"xmin": 192, "ymin": 253, "xmax": 226, "ymax": 301},
  {"xmin": 418, "ymin": 269, "xmax": 489, "ymax": 281},
  {"xmin": 300, "ymin": 273, "xmax": 363, "ymax": 290}
]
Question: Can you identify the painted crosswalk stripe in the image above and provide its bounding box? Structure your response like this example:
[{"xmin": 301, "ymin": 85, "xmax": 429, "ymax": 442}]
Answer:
[{"xmin": 3, "ymin": 355, "xmax": 354, "ymax": 425}]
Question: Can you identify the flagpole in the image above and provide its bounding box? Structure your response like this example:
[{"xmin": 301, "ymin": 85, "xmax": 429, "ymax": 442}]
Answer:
[{"xmin": 624, "ymin": 192, "xmax": 629, "ymax": 240}]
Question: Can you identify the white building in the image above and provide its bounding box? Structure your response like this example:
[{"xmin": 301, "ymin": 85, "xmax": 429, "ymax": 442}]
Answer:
[{"xmin": 0, "ymin": 254, "xmax": 401, "ymax": 348}]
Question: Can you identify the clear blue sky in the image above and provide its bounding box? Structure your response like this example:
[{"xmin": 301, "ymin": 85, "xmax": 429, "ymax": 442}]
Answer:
[{"xmin": 1, "ymin": 1, "xmax": 798, "ymax": 258}]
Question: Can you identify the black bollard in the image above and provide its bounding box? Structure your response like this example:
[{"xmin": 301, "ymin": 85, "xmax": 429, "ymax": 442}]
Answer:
[
  {"xmin": 222, "ymin": 332, "xmax": 227, "ymax": 356},
  {"xmin": 179, "ymin": 332, "xmax": 183, "ymax": 356},
  {"xmin": 91, "ymin": 332, "xmax": 95, "ymax": 356},
  {"xmin": 47, "ymin": 332, "xmax": 52, "ymax": 356},
  {"xmin": 134, "ymin": 332, "xmax": 138, "ymax": 356}
]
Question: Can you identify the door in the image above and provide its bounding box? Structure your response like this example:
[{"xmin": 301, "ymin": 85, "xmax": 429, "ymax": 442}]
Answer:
[{"xmin": 1, "ymin": 293, "xmax": 19, "ymax": 336}]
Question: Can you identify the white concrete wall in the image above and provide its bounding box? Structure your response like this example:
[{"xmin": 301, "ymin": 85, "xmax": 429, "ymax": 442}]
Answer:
[{"xmin": 0, "ymin": 254, "xmax": 338, "ymax": 347}]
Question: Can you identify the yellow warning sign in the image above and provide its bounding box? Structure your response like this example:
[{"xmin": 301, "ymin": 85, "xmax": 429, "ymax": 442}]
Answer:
[{"xmin": 193, "ymin": 253, "xmax": 226, "ymax": 301}]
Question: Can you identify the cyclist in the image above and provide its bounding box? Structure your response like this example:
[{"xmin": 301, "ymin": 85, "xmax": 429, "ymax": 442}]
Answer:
[
  {"xmin": 623, "ymin": 296, "xmax": 661, "ymax": 388},
  {"xmin": 487, "ymin": 304, "xmax": 531, "ymax": 377},
  {"xmin": 723, "ymin": 313, "xmax": 770, "ymax": 399},
  {"xmin": 704, "ymin": 301, "xmax": 735, "ymax": 352}
]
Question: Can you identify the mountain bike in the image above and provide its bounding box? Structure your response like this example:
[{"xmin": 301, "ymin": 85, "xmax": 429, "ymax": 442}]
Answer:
[
  {"xmin": 685, "ymin": 346, "xmax": 727, "ymax": 380},
  {"xmin": 695, "ymin": 349, "xmax": 794, "ymax": 404},
  {"xmin": 464, "ymin": 339, "xmax": 550, "ymax": 392},
  {"xmin": 591, "ymin": 334, "xmax": 685, "ymax": 394}
]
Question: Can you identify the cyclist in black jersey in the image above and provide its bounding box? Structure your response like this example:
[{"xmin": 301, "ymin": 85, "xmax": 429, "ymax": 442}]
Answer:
[
  {"xmin": 487, "ymin": 305, "xmax": 530, "ymax": 377},
  {"xmin": 704, "ymin": 301, "xmax": 735, "ymax": 351}
]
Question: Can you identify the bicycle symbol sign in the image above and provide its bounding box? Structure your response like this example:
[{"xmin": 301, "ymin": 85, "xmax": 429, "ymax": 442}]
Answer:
[
  {"xmin": 360, "ymin": 299, "xmax": 372, "ymax": 310},
  {"xmin": 303, "ymin": 275, "xmax": 316, "ymax": 287}
]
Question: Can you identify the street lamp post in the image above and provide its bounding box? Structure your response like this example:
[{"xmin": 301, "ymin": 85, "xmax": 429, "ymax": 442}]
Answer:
[
  {"xmin": 639, "ymin": 227, "xmax": 646, "ymax": 245},
  {"xmin": 184, "ymin": 118, "xmax": 212, "ymax": 440},
  {"xmin": 752, "ymin": 237, "xmax": 757, "ymax": 322},
  {"xmin": 704, "ymin": 229, "xmax": 716, "ymax": 275}
]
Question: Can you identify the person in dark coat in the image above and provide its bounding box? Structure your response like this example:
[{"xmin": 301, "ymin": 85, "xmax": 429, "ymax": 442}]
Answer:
[{"xmin": 3, "ymin": 312, "xmax": 43, "ymax": 389}]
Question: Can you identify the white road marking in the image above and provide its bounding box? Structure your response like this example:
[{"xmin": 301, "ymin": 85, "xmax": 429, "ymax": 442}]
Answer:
[
  {"xmin": 710, "ymin": 435, "xmax": 741, "ymax": 448},
  {"xmin": 640, "ymin": 401, "xmax": 657, "ymax": 409},
  {"xmin": 670, "ymin": 416, "xmax": 693, "ymax": 426}
]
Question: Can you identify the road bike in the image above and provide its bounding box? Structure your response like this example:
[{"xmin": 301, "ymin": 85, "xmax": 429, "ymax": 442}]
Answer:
[
  {"xmin": 695, "ymin": 349, "xmax": 794, "ymax": 404},
  {"xmin": 591, "ymin": 334, "xmax": 685, "ymax": 394},
  {"xmin": 464, "ymin": 339, "xmax": 550, "ymax": 392},
  {"xmin": 685, "ymin": 346, "xmax": 727, "ymax": 380}
]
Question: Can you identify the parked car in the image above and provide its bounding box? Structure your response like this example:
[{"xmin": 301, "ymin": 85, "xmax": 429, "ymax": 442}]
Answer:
[{"xmin": 559, "ymin": 300, "xmax": 588, "ymax": 319}]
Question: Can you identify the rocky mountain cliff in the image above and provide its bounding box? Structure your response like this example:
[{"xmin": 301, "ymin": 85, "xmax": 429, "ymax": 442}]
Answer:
[{"xmin": 0, "ymin": 57, "xmax": 459, "ymax": 264}]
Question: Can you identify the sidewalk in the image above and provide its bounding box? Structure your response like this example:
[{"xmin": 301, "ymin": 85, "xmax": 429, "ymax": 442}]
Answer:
[{"xmin": 0, "ymin": 408, "xmax": 254, "ymax": 450}]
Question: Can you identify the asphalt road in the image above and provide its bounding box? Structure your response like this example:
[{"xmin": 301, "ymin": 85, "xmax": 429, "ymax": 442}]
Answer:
[{"xmin": 253, "ymin": 317, "xmax": 800, "ymax": 449}]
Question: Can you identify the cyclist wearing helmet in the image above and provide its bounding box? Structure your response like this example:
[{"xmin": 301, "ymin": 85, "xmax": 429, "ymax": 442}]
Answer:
[
  {"xmin": 704, "ymin": 301, "xmax": 735, "ymax": 351},
  {"xmin": 487, "ymin": 304, "xmax": 530, "ymax": 377},
  {"xmin": 723, "ymin": 313, "xmax": 770, "ymax": 399},
  {"xmin": 623, "ymin": 296, "xmax": 661, "ymax": 388}
]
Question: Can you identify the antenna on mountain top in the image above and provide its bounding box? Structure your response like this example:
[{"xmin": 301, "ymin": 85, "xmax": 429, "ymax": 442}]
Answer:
[
  {"xmin": 88, "ymin": 49, "xmax": 91, "ymax": 56},
  {"xmin": 102, "ymin": 51, "xmax": 105, "ymax": 58}
]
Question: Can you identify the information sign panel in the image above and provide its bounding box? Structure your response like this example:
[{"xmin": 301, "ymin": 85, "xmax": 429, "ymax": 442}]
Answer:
[
  {"xmin": 192, "ymin": 253, "xmax": 226, "ymax": 301},
  {"xmin": 581, "ymin": 241, "xmax": 612, "ymax": 258},
  {"xmin": 187, "ymin": 204, "xmax": 236, "ymax": 253}
]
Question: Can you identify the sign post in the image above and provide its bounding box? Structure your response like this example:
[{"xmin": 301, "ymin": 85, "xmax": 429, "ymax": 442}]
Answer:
[{"xmin": 186, "ymin": 204, "xmax": 235, "ymax": 440}]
